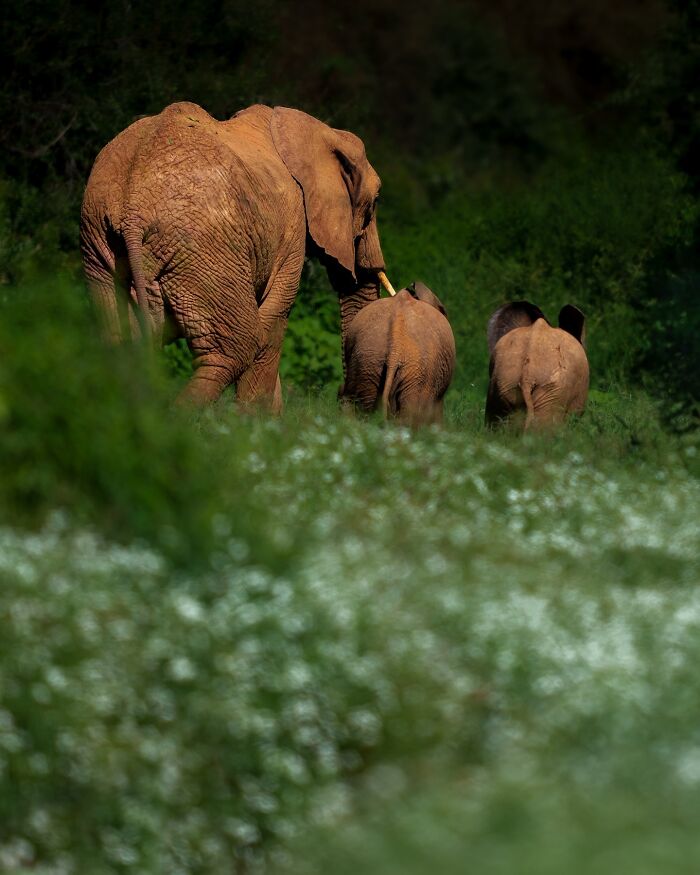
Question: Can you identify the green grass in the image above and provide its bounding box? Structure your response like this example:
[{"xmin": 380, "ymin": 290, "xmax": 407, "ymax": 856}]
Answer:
[{"xmin": 0, "ymin": 281, "xmax": 698, "ymax": 871}]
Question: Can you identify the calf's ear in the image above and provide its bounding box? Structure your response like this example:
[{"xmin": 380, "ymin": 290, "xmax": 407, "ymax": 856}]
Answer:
[
  {"xmin": 558, "ymin": 305, "xmax": 586, "ymax": 347},
  {"xmin": 409, "ymin": 281, "xmax": 448, "ymax": 317},
  {"xmin": 487, "ymin": 300, "xmax": 547, "ymax": 355}
]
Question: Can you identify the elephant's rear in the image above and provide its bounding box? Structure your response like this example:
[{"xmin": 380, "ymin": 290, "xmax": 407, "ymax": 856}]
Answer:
[
  {"xmin": 82, "ymin": 103, "xmax": 230, "ymax": 342},
  {"xmin": 402, "ymin": 300, "xmax": 455, "ymax": 399},
  {"xmin": 488, "ymin": 322, "xmax": 589, "ymax": 428},
  {"xmin": 522, "ymin": 324, "xmax": 588, "ymax": 422},
  {"xmin": 80, "ymin": 114, "xmax": 157, "ymax": 342},
  {"xmin": 555, "ymin": 330, "xmax": 589, "ymax": 415},
  {"xmin": 342, "ymin": 293, "xmax": 455, "ymax": 425}
]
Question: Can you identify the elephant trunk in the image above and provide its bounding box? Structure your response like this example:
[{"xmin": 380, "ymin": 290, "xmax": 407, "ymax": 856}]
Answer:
[
  {"xmin": 342, "ymin": 217, "xmax": 387, "ymax": 335},
  {"xmin": 359, "ymin": 215, "xmax": 396, "ymax": 294},
  {"xmin": 339, "ymin": 272, "xmax": 381, "ymax": 335},
  {"xmin": 356, "ymin": 214, "xmax": 384, "ymax": 274},
  {"xmin": 336, "ymin": 272, "xmax": 380, "ymax": 380},
  {"xmin": 327, "ymin": 213, "xmax": 392, "ymax": 378}
]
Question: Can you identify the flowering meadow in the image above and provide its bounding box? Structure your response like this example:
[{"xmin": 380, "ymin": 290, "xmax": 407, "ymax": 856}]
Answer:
[
  {"xmin": 3, "ymin": 0, "xmax": 700, "ymax": 866},
  {"xmin": 1, "ymin": 334, "xmax": 699, "ymax": 873}
]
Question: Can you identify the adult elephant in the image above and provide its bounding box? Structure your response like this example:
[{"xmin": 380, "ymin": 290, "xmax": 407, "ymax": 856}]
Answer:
[
  {"xmin": 485, "ymin": 300, "xmax": 589, "ymax": 429},
  {"xmin": 80, "ymin": 101, "xmax": 390, "ymax": 409}
]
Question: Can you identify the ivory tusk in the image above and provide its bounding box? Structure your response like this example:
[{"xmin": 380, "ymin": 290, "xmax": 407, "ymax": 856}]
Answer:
[{"xmin": 378, "ymin": 270, "xmax": 396, "ymax": 297}]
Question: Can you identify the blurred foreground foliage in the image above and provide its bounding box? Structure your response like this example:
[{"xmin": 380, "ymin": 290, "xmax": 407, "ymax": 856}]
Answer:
[
  {"xmin": 283, "ymin": 779, "xmax": 700, "ymax": 875},
  {"xmin": 0, "ymin": 318, "xmax": 698, "ymax": 868},
  {"xmin": 0, "ymin": 280, "xmax": 252, "ymax": 565}
]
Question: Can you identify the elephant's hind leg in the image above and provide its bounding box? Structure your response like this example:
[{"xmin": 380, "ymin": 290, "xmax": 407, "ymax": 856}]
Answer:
[
  {"xmin": 236, "ymin": 251, "xmax": 305, "ymax": 414},
  {"xmin": 521, "ymin": 384, "xmax": 567, "ymax": 431},
  {"xmin": 400, "ymin": 390, "xmax": 443, "ymax": 428},
  {"xmin": 485, "ymin": 378, "xmax": 514, "ymax": 427},
  {"xmin": 235, "ymin": 313, "xmax": 288, "ymax": 413},
  {"xmin": 173, "ymin": 273, "xmax": 261, "ymax": 406}
]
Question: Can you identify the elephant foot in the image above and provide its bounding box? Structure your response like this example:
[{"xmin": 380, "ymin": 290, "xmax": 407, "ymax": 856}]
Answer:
[
  {"xmin": 176, "ymin": 362, "xmax": 234, "ymax": 406},
  {"xmin": 236, "ymin": 369, "xmax": 283, "ymax": 416}
]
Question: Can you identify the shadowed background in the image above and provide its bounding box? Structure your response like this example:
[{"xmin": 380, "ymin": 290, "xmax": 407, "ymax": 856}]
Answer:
[{"xmin": 2, "ymin": 0, "xmax": 699, "ymax": 420}]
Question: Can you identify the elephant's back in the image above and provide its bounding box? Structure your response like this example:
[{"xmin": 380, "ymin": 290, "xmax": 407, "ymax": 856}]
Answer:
[
  {"xmin": 82, "ymin": 114, "xmax": 156, "ymax": 225},
  {"xmin": 348, "ymin": 294, "xmax": 455, "ymax": 389},
  {"xmin": 87, "ymin": 102, "xmax": 294, "ymax": 227},
  {"xmin": 96, "ymin": 104, "xmax": 299, "ymax": 268},
  {"xmin": 493, "ymin": 321, "xmax": 588, "ymax": 393},
  {"xmin": 526, "ymin": 323, "xmax": 588, "ymax": 389},
  {"xmin": 346, "ymin": 298, "xmax": 394, "ymax": 354},
  {"xmin": 349, "ymin": 293, "xmax": 454, "ymax": 356},
  {"xmin": 403, "ymin": 299, "xmax": 455, "ymax": 354},
  {"xmin": 123, "ymin": 103, "xmax": 245, "ymax": 210}
]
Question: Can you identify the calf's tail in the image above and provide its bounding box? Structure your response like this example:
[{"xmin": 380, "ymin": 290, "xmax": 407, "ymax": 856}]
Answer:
[
  {"xmin": 381, "ymin": 358, "xmax": 400, "ymax": 419},
  {"xmin": 521, "ymin": 381, "xmax": 536, "ymax": 431}
]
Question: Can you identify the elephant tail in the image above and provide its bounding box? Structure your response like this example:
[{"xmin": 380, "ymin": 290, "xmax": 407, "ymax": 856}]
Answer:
[
  {"xmin": 521, "ymin": 381, "xmax": 536, "ymax": 430},
  {"xmin": 122, "ymin": 226, "xmax": 152, "ymax": 342},
  {"xmin": 381, "ymin": 357, "xmax": 400, "ymax": 419}
]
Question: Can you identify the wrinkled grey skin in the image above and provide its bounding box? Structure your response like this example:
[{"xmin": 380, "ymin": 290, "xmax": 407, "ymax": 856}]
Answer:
[
  {"xmin": 485, "ymin": 301, "xmax": 589, "ymax": 429},
  {"xmin": 340, "ymin": 281, "xmax": 456, "ymax": 426},
  {"xmin": 80, "ymin": 101, "xmax": 386, "ymax": 410}
]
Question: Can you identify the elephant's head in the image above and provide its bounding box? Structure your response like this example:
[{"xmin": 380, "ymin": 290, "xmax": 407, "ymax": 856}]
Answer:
[
  {"xmin": 271, "ymin": 107, "xmax": 386, "ymax": 348},
  {"xmin": 406, "ymin": 281, "xmax": 448, "ymax": 318}
]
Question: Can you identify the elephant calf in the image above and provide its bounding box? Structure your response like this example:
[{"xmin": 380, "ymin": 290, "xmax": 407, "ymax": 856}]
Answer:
[
  {"xmin": 340, "ymin": 282, "xmax": 456, "ymax": 426},
  {"xmin": 486, "ymin": 300, "xmax": 589, "ymax": 429}
]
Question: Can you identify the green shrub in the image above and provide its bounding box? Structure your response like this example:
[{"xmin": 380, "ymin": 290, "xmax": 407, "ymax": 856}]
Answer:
[
  {"xmin": 641, "ymin": 265, "xmax": 700, "ymax": 425},
  {"xmin": 0, "ymin": 278, "xmax": 221, "ymax": 562},
  {"xmin": 0, "ymin": 179, "xmax": 83, "ymax": 286},
  {"xmin": 279, "ymin": 260, "xmax": 343, "ymax": 391}
]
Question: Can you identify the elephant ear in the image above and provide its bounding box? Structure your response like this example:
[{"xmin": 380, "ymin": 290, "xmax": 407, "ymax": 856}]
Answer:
[
  {"xmin": 558, "ymin": 305, "xmax": 586, "ymax": 347},
  {"xmin": 407, "ymin": 281, "xmax": 448, "ymax": 318},
  {"xmin": 487, "ymin": 301, "xmax": 547, "ymax": 355},
  {"xmin": 272, "ymin": 107, "xmax": 363, "ymax": 281}
]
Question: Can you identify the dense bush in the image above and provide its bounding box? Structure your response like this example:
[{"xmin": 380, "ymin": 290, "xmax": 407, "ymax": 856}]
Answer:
[
  {"xmin": 279, "ymin": 260, "xmax": 343, "ymax": 391},
  {"xmin": 376, "ymin": 140, "xmax": 697, "ymax": 399},
  {"xmin": 0, "ymin": 280, "xmax": 225, "ymax": 562}
]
